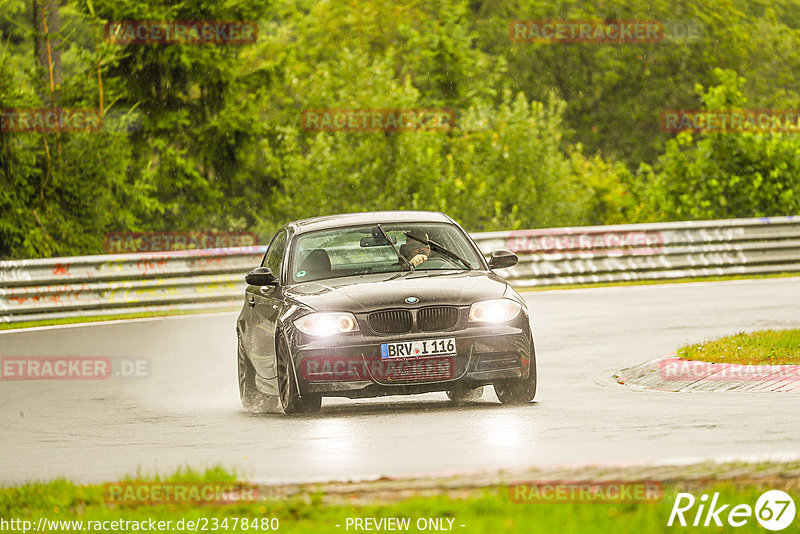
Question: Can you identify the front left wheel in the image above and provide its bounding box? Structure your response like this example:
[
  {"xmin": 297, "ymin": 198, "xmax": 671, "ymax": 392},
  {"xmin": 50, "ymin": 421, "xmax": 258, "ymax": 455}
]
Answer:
[
  {"xmin": 277, "ymin": 334, "xmax": 321, "ymax": 415},
  {"xmin": 494, "ymin": 347, "xmax": 537, "ymax": 404},
  {"xmin": 446, "ymin": 386, "xmax": 485, "ymax": 403}
]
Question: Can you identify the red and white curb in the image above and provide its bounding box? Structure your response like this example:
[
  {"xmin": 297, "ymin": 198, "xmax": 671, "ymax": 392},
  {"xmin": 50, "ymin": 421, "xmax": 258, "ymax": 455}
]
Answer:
[{"xmin": 615, "ymin": 354, "xmax": 800, "ymax": 392}]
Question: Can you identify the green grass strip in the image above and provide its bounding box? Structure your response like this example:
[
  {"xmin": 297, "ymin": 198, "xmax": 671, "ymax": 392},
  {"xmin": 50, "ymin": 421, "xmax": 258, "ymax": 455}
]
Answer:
[
  {"xmin": 0, "ymin": 307, "xmax": 239, "ymax": 331},
  {"xmin": 520, "ymin": 271, "xmax": 800, "ymax": 291},
  {"xmin": 2, "ymin": 468, "xmax": 800, "ymax": 533},
  {"xmin": 677, "ymin": 329, "xmax": 800, "ymax": 365}
]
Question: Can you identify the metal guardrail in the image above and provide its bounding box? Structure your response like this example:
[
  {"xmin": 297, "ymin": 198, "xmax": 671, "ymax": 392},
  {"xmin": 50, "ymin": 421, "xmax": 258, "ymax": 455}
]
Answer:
[
  {"xmin": 0, "ymin": 247, "xmax": 266, "ymax": 323},
  {"xmin": 1, "ymin": 216, "xmax": 799, "ymax": 323},
  {"xmin": 473, "ymin": 215, "xmax": 800, "ymax": 287}
]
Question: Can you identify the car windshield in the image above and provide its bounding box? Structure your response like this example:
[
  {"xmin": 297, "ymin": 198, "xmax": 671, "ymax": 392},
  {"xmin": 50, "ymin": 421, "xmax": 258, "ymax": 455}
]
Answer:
[{"xmin": 289, "ymin": 223, "xmax": 485, "ymax": 283}]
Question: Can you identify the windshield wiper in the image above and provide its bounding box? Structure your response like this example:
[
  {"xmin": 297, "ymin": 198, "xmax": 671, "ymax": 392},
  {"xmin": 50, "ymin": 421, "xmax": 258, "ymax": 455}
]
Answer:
[
  {"xmin": 404, "ymin": 232, "xmax": 472, "ymax": 270},
  {"xmin": 377, "ymin": 224, "xmax": 414, "ymax": 272}
]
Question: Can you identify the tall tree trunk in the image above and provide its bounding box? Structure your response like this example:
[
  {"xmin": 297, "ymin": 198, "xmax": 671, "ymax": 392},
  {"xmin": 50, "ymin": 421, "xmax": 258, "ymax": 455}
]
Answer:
[{"xmin": 32, "ymin": 0, "xmax": 62, "ymax": 104}]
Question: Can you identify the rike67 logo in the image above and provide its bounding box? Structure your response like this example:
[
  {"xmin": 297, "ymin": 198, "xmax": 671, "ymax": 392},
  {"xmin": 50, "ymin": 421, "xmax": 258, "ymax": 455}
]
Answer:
[{"xmin": 668, "ymin": 490, "xmax": 796, "ymax": 531}]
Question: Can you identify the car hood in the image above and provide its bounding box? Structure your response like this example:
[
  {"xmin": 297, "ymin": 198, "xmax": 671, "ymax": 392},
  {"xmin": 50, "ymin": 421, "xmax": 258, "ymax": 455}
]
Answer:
[{"xmin": 284, "ymin": 271, "xmax": 511, "ymax": 312}]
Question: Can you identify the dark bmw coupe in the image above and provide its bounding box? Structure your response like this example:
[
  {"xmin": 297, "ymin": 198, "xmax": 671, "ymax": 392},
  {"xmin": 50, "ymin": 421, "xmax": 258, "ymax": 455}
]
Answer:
[{"xmin": 236, "ymin": 211, "xmax": 536, "ymax": 414}]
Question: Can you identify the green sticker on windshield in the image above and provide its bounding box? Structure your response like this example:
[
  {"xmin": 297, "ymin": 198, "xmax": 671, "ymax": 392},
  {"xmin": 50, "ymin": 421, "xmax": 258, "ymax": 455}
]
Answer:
[{"xmin": 296, "ymin": 270, "xmax": 307, "ymax": 278}]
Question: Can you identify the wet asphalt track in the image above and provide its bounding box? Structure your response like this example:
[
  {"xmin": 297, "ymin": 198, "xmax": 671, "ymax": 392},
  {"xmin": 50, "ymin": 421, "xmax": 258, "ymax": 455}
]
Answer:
[{"xmin": 1, "ymin": 277, "xmax": 799, "ymax": 485}]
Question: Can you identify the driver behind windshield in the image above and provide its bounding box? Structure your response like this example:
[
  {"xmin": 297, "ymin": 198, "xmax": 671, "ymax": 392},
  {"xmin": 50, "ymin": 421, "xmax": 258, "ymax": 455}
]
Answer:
[{"xmin": 399, "ymin": 230, "xmax": 431, "ymax": 267}]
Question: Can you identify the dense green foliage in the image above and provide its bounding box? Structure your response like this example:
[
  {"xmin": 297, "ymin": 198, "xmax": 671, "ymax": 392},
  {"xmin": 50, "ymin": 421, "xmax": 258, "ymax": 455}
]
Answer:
[
  {"xmin": 641, "ymin": 69, "xmax": 800, "ymax": 220},
  {"xmin": 1, "ymin": 0, "xmax": 800, "ymax": 258}
]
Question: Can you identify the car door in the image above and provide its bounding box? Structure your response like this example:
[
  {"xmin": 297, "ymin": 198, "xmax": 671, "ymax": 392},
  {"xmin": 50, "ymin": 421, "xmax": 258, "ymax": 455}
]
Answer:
[{"xmin": 246, "ymin": 229, "xmax": 288, "ymax": 381}]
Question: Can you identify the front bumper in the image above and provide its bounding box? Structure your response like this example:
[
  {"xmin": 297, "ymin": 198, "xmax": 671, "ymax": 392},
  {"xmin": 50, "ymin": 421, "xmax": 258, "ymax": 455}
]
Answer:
[{"xmin": 289, "ymin": 320, "xmax": 533, "ymax": 399}]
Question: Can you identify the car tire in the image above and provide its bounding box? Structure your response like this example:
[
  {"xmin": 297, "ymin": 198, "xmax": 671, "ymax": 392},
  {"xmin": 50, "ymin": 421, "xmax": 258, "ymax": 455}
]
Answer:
[
  {"xmin": 446, "ymin": 386, "xmax": 484, "ymax": 403},
  {"xmin": 277, "ymin": 334, "xmax": 322, "ymax": 415},
  {"xmin": 493, "ymin": 348, "xmax": 537, "ymax": 404},
  {"xmin": 238, "ymin": 335, "xmax": 273, "ymax": 413}
]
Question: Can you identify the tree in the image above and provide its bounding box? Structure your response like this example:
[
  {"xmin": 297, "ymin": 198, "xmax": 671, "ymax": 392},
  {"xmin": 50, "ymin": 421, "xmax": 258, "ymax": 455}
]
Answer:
[
  {"xmin": 642, "ymin": 69, "xmax": 800, "ymax": 220},
  {"xmin": 32, "ymin": 0, "xmax": 62, "ymax": 102}
]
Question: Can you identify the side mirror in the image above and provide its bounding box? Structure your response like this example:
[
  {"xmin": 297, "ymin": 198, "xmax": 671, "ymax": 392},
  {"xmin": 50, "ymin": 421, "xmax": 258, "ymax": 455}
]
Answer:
[
  {"xmin": 245, "ymin": 266, "xmax": 278, "ymax": 286},
  {"xmin": 488, "ymin": 249, "xmax": 518, "ymax": 270}
]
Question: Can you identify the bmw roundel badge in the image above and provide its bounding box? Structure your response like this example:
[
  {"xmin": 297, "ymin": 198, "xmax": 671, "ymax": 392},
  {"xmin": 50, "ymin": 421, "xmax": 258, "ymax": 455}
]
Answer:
[{"xmin": 405, "ymin": 296, "xmax": 419, "ymax": 304}]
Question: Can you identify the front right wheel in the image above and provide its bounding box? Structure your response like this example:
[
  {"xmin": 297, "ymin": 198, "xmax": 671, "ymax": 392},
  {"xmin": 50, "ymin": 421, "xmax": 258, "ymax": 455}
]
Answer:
[
  {"xmin": 238, "ymin": 335, "xmax": 273, "ymax": 413},
  {"xmin": 494, "ymin": 349, "xmax": 537, "ymax": 404}
]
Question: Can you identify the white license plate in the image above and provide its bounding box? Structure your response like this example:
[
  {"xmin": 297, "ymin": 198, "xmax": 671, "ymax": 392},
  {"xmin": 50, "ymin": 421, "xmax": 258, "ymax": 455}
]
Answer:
[{"xmin": 380, "ymin": 338, "xmax": 456, "ymax": 359}]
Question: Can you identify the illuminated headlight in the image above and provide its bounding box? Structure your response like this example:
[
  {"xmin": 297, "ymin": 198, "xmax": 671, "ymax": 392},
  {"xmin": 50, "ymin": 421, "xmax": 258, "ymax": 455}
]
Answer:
[
  {"xmin": 294, "ymin": 312, "xmax": 359, "ymax": 336},
  {"xmin": 469, "ymin": 299, "xmax": 522, "ymax": 323}
]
